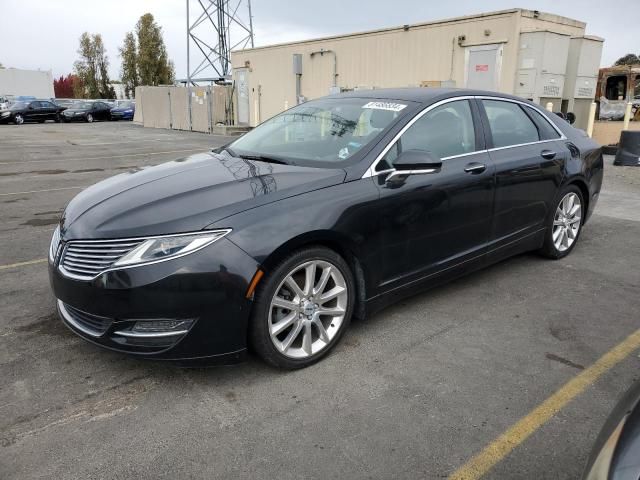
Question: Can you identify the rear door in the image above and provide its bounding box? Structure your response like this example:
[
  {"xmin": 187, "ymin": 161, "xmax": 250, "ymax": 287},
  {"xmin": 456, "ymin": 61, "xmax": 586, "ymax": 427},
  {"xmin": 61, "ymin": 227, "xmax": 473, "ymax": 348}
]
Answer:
[
  {"xmin": 40, "ymin": 101, "xmax": 57, "ymax": 120},
  {"xmin": 478, "ymin": 98, "xmax": 564, "ymax": 248}
]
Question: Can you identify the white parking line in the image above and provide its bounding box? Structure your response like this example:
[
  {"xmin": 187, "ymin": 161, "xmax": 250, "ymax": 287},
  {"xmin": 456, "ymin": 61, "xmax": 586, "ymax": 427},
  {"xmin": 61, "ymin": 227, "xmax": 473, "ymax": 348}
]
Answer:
[
  {"xmin": 0, "ymin": 148, "xmax": 206, "ymax": 165},
  {"xmin": 1, "ymin": 138, "xmax": 196, "ymax": 148},
  {"xmin": 0, "ymin": 186, "xmax": 86, "ymax": 196}
]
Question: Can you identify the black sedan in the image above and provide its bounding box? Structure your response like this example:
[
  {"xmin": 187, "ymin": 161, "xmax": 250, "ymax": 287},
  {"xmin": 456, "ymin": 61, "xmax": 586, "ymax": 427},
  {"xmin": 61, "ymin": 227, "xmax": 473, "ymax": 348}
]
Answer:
[
  {"xmin": 61, "ymin": 101, "xmax": 112, "ymax": 123},
  {"xmin": 48, "ymin": 88, "xmax": 603, "ymax": 368},
  {"xmin": 0, "ymin": 100, "xmax": 66, "ymax": 124},
  {"xmin": 583, "ymin": 381, "xmax": 640, "ymax": 479}
]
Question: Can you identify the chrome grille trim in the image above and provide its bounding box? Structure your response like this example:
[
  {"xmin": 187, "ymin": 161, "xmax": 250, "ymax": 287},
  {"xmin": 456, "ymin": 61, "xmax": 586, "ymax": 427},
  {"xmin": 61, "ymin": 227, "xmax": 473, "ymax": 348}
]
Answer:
[
  {"xmin": 60, "ymin": 238, "xmax": 145, "ymax": 280},
  {"xmin": 57, "ymin": 300, "xmax": 113, "ymax": 337}
]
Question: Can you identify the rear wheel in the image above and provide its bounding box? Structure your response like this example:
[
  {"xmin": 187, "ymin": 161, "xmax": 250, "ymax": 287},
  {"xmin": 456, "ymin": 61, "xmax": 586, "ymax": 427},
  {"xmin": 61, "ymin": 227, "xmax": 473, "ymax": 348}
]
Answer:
[
  {"xmin": 86, "ymin": 113, "xmax": 94, "ymax": 123},
  {"xmin": 539, "ymin": 185, "xmax": 584, "ymax": 259},
  {"xmin": 249, "ymin": 247, "xmax": 354, "ymax": 369}
]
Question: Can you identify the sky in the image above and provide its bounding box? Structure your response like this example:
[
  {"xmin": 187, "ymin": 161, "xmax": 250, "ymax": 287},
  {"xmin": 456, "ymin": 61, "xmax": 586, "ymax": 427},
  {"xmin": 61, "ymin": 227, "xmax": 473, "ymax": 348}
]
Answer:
[{"xmin": 0, "ymin": 0, "xmax": 638, "ymax": 80}]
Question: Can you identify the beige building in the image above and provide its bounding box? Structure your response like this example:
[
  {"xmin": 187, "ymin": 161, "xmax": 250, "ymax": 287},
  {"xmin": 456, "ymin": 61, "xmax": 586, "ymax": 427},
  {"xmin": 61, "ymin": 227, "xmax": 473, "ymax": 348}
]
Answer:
[{"xmin": 231, "ymin": 8, "xmax": 603, "ymax": 129}]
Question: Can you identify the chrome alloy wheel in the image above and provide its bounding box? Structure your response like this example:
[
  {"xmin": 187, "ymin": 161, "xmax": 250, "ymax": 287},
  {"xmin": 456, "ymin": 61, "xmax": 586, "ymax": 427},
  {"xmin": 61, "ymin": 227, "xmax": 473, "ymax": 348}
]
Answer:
[
  {"xmin": 268, "ymin": 260, "xmax": 348, "ymax": 359},
  {"xmin": 14, "ymin": 114, "xmax": 24, "ymax": 125},
  {"xmin": 552, "ymin": 192, "xmax": 582, "ymax": 252}
]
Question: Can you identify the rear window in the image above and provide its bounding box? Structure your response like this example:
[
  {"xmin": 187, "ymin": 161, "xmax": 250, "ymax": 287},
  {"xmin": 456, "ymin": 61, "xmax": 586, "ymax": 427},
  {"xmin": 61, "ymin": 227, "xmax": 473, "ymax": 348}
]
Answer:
[{"xmin": 482, "ymin": 100, "xmax": 539, "ymax": 148}]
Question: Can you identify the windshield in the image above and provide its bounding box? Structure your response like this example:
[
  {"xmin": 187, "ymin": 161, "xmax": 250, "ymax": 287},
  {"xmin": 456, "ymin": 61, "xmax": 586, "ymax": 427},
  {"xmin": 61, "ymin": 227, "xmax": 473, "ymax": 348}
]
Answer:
[
  {"xmin": 10, "ymin": 102, "xmax": 27, "ymax": 110},
  {"xmin": 228, "ymin": 98, "xmax": 408, "ymax": 167},
  {"xmin": 116, "ymin": 101, "xmax": 134, "ymax": 108},
  {"xmin": 72, "ymin": 101, "xmax": 93, "ymax": 109}
]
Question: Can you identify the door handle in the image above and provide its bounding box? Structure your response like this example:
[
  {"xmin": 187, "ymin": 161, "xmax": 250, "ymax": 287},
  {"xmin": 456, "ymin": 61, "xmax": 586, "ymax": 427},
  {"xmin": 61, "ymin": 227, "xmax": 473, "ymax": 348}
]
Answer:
[
  {"xmin": 540, "ymin": 150, "xmax": 556, "ymax": 160},
  {"xmin": 464, "ymin": 162, "xmax": 487, "ymax": 174}
]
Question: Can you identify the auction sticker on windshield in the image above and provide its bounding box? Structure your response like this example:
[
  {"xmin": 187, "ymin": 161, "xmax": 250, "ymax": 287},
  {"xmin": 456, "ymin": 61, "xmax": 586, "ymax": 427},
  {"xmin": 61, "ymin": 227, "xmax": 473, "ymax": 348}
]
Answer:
[{"xmin": 362, "ymin": 101, "xmax": 407, "ymax": 112}]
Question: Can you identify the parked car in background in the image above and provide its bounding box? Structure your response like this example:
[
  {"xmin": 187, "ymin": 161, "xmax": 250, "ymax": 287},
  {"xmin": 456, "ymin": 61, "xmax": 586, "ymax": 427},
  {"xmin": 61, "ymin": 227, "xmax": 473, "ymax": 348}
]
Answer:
[
  {"xmin": 110, "ymin": 100, "xmax": 135, "ymax": 120},
  {"xmin": 0, "ymin": 96, "xmax": 10, "ymax": 110},
  {"xmin": 49, "ymin": 88, "xmax": 603, "ymax": 369},
  {"xmin": 583, "ymin": 380, "xmax": 640, "ymax": 479},
  {"xmin": 61, "ymin": 101, "xmax": 112, "ymax": 123},
  {"xmin": 54, "ymin": 98, "xmax": 77, "ymax": 108},
  {"xmin": 0, "ymin": 100, "xmax": 66, "ymax": 125}
]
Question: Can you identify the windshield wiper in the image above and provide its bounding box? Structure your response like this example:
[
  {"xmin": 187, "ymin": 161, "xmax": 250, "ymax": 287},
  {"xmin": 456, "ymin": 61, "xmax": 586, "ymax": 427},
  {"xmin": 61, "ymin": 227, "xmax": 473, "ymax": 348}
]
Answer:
[{"xmin": 237, "ymin": 154, "xmax": 289, "ymax": 165}]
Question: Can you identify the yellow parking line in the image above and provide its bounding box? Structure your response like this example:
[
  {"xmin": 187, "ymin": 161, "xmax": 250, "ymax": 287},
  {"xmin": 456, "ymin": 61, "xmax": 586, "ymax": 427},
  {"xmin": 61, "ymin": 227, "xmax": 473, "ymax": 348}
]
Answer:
[
  {"xmin": 449, "ymin": 329, "xmax": 640, "ymax": 480},
  {"xmin": 0, "ymin": 258, "xmax": 47, "ymax": 270}
]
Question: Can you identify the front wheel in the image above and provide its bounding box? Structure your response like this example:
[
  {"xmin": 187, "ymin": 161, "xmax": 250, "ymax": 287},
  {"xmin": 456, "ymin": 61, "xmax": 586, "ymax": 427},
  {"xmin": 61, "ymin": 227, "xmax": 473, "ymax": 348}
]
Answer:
[
  {"xmin": 14, "ymin": 114, "xmax": 24, "ymax": 125},
  {"xmin": 539, "ymin": 185, "xmax": 584, "ymax": 259},
  {"xmin": 249, "ymin": 247, "xmax": 355, "ymax": 369},
  {"xmin": 86, "ymin": 113, "xmax": 94, "ymax": 123}
]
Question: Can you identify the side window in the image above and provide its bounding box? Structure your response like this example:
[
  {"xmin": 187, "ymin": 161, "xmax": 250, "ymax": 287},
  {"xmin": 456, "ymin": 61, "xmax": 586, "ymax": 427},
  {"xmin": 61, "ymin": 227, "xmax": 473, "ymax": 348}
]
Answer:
[
  {"xmin": 524, "ymin": 106, "xmax": 560, "ymax": 140},
  {"xmin": 376, "ymin": 100, "xmax": 476, "ymax": 171},
  {"xmin": 482, "ymin": 100, "xmax": 539, "ymax": 148},
  {"xmin": 30, "ymin": 101, "xmax": 41, "ymax": 108},
  {"xmin": 42, "ymin": 101, "xmax": 55, "ymax": 109}
]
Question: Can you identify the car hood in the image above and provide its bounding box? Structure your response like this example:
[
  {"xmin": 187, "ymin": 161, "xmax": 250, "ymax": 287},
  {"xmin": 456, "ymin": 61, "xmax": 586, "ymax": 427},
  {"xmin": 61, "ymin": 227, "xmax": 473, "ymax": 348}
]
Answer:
[{"xmin": 61, "ymin": 152, "xmax": 347, "ymax": 240}]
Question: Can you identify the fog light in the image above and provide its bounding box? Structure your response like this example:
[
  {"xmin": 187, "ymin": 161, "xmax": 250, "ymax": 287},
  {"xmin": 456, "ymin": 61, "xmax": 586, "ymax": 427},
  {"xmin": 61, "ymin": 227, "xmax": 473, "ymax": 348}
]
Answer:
[
  {"xmin": 114, "ymin": 319, "xmax": 194, "ymax": 338},
  {"xmin": 132, "ymin": 319, "xmax": 193, "ymax": 333}
]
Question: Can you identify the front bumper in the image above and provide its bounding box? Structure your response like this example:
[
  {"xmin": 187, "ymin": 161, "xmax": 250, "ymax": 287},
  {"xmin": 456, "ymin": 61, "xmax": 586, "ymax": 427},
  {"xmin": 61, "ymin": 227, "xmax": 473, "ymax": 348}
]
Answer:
[
  {"xmin": 111, "ymin": 111, "xmax": 134, "ymax": 120},
  {"xmin": 49, "ymin": 237, "xmax": 259, "ymax": 362}
]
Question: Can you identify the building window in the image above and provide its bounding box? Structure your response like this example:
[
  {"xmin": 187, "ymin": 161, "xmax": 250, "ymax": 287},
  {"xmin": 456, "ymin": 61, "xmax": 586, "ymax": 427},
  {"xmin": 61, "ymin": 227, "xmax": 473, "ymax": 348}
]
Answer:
[{"xmin": 605, "ymin": 75, "xmax": 628, "ymax": 100}]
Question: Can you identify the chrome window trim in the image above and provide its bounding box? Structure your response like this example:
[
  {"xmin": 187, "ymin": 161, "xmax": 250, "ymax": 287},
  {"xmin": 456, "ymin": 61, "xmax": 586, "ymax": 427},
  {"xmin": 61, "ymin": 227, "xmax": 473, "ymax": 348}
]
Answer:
[
  {"xmin": 58, "ymin": 229, "xmax": 232, "ymax": 281},
  {"xmin": 362, "ymin": 95, "xmax": 566, "ymax": 179}
]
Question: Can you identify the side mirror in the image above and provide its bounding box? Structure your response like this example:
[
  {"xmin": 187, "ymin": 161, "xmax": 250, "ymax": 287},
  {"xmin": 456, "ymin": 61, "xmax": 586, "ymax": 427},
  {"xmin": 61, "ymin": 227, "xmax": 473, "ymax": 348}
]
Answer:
[
  {"xmin": 386, "ymin": 150, "xmax": 442, "ymax": 186},
  {"xmin": 393, "ymin": 150, "xmax": 443, "ymax": 171}
]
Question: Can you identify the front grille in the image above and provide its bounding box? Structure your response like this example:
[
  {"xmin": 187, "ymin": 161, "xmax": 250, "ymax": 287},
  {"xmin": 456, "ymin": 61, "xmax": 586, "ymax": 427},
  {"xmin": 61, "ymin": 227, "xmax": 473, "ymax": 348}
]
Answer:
[
  {"xmin": 60, "ymin": 302, "xmax": 113, "ymax": 337},
  {"xmin": 60, "ymin": 239, "xmax": 144, "ymax": 279}
]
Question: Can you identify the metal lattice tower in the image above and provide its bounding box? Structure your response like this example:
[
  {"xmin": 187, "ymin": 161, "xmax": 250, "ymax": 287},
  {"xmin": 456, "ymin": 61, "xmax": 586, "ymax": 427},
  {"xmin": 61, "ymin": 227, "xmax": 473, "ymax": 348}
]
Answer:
[{"xmin": 186, "ymin": 0, "xmax": 255, "ymax": 84}]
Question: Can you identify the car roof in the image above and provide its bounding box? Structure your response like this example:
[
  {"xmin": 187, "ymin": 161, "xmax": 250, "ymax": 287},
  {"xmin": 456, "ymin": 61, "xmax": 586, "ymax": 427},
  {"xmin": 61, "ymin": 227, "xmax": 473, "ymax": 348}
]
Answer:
[{"xmin": 328, "ymin": 87, "xmax": 535, "ymax": 106}]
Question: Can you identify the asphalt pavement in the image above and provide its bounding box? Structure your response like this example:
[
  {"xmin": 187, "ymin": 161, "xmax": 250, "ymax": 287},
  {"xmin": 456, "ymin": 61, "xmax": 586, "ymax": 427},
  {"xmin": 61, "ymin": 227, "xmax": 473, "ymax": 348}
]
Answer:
[{"xmin": 1, "ymin": 121, "xmax": 639, "ymax": 479}]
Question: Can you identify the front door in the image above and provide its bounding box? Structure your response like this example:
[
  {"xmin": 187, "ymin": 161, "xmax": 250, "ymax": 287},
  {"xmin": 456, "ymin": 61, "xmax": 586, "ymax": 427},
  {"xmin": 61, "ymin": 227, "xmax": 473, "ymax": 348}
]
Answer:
[{"xmin": 372, "ymin": 99, "xmax": 494, "ymax": 289}]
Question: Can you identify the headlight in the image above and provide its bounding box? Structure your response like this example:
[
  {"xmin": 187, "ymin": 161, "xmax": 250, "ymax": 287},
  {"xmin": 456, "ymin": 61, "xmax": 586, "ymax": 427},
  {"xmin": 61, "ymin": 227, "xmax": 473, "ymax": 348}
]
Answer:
[
  {"xmin": 124, "ymin": 109, "xmax": 133, "ymax": 113},
  {"xmin": 1, "ymin": 112, "xmax": 10, "ymax": 117},
  {"xmin": 112, "ymin": 230, "xmax": 231, "ymax": 268},
  {"xmin": 49, "ymin": 226, "xmax": 61, "ymax": 262}
]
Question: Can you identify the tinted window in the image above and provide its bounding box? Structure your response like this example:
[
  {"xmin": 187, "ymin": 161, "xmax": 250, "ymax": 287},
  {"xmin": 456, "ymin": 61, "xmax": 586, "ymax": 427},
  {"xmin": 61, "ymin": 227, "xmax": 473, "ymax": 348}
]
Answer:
[
  {"xmin": 30, "ymin": 101, "xmax": 41, "ymax": 108},
  {"xmin": 483, "ymin": 100, "xmax": 539, "ymax": 148},
  {"xmin": 376, "ymin": 100, "xmax": 476, "ymax": 170},
  {"xmin": 41, "ymin": 101, "xmax": 55, "ymax": 108},
  {"xmin": 525, "ymin": 106, "xmax": 560, "ymax": 140}
]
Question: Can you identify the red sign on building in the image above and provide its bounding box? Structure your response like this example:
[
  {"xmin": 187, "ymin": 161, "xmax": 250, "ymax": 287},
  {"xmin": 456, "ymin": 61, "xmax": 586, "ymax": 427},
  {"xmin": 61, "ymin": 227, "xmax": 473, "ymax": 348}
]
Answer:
[{"xmin": 475, "ymin": 64, "xmax": 489, "ymax": 72}]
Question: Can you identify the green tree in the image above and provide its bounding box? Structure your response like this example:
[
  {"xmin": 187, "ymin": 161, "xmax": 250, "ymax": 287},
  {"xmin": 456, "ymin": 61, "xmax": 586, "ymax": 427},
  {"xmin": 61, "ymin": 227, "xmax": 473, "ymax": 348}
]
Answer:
[
  {"xmin": 136, "ymin": 13, "xmax": 174, "ymax": 86},
  {"xmin": 614, "ymin": 53, "xmax": 640, "ymax": 66},
  {"xmin": 119, "ymin": 32, "xmax": 138, "ymax": 98},
  {"xmin": 73, "ymin": 33, "xmax": 116, "ymax": 99}
]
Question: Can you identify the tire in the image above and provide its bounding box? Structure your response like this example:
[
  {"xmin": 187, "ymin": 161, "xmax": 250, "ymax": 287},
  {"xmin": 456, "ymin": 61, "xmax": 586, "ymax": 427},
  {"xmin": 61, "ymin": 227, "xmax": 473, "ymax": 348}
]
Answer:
[
  {"xmin": 539, "ymin": 185, "xmax": 585, "ymax": 259},
  {"xmin": 14, "ymin": 114, "xmax": 24, "ymax": 125},
  {"xmin": 86, "ymin": 113, "xmax": 93, "ymax": 123},
  {"xmin": 249, "ymin": 246, "xmax": 355, "ymax": 369}
]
